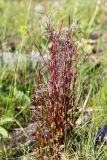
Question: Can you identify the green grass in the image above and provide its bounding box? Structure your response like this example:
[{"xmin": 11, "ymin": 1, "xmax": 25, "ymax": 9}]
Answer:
[{"xmin": 0, "ymin": 0, "xmax": 107, "ymax": 159}]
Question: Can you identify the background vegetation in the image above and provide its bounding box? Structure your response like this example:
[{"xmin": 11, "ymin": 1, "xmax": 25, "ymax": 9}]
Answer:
[{"xmin": 0, "ymin": 0, "xmax": 107, "ymax": 159}]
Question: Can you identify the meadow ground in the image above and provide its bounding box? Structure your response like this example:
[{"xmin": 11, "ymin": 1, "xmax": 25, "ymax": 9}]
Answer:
[{"xmin": 0, "ymin": 0, "xmax": 107, "ymax": 159}]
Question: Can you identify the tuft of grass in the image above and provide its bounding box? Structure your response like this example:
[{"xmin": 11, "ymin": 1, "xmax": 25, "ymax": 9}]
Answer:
[{"xmin": 33, "ymin": 18, "xmax": 79, "ymax": 159}]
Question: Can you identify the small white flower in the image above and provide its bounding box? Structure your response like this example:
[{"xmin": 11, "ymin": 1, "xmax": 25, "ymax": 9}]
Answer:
[{"xmin": 35, "ymin": 3, "xmax": 44, "ymax": 12}]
